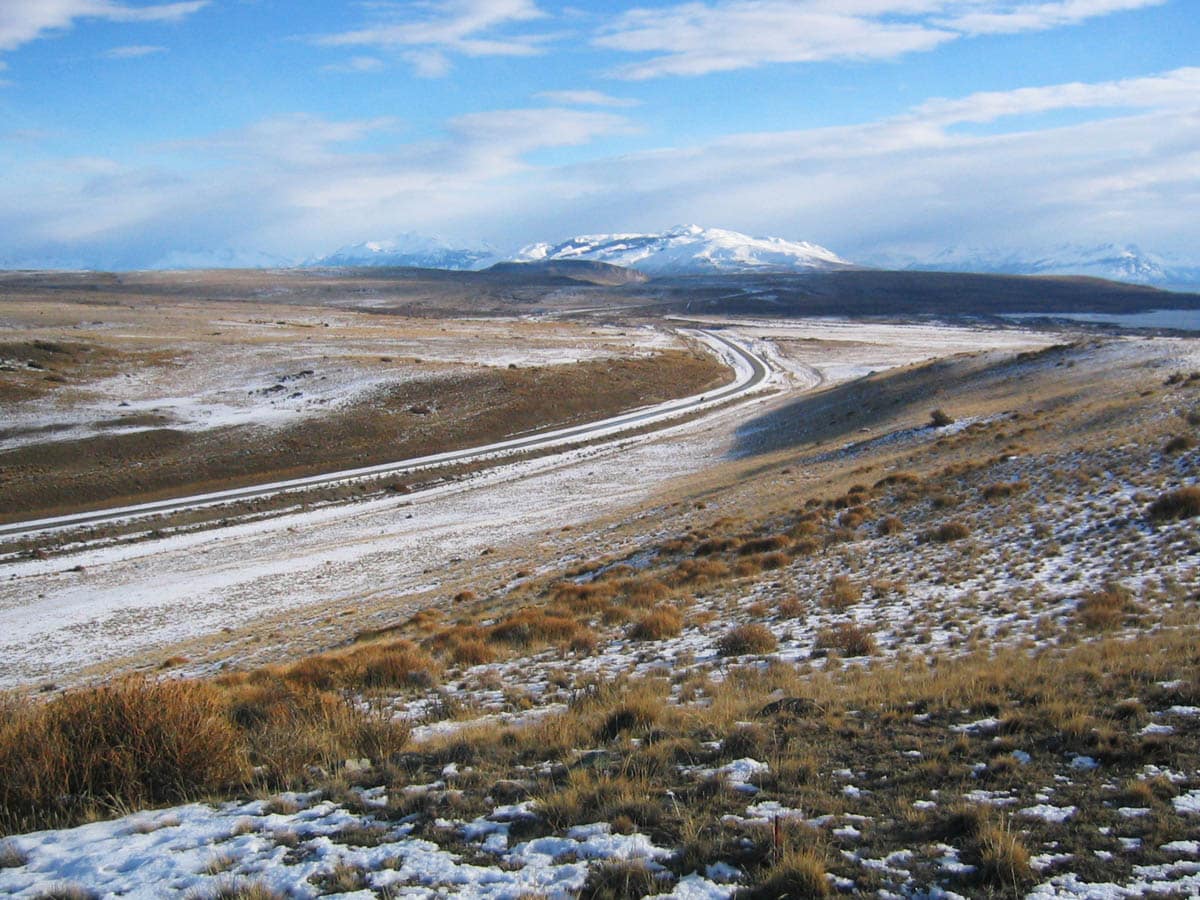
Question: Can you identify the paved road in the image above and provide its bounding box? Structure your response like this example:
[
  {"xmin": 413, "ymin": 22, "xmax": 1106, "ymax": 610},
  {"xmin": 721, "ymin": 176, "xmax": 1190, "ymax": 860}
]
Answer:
[{"xmin": 0, "ymin": 329, "xmax": 769, "ymax": 540}]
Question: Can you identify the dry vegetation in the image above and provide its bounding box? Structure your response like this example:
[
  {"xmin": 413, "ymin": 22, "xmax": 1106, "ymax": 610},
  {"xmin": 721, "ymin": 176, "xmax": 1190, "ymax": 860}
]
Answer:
[{"xmin": 3, "ymin": 330, "xmax": 1200, "ymax": 897}]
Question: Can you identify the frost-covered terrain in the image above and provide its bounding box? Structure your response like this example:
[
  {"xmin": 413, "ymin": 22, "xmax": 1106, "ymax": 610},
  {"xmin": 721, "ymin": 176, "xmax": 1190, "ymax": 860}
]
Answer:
[{"xmin": 3, "ymin": 316, "xmax": 1199, "ymax": 900}]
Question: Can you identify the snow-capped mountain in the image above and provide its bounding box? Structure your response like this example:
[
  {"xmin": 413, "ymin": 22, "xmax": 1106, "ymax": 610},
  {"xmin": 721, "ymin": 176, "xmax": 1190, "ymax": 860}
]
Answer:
[
  {"xmin": 307, "ymin": 234, "xmax": 498, "ymax": 271},
  {"xmin": 893, "ymin": 243, "xmax": 1200, "ymax": 288},
  {"xmin": 516, "ymin": 225, "xmax": 851, "ymax": 276}
]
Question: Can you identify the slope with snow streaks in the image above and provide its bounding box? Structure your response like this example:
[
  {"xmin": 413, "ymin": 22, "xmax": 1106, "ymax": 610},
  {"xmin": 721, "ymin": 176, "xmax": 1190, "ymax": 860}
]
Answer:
[{"xmin": 518, "ymin": 225, "xmax": 851, "ymax": 276}]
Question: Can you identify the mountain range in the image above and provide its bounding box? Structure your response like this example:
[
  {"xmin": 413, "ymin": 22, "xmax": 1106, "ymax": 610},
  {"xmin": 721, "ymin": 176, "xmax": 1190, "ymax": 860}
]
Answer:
[
  {"xmin": 515, "ymin": 225, "xmax": 851, "ymax": 276},
  {"xmin": 882, "ymin": 243, "xmax": 1200, "ymax": 289},
  {"xmin": 5, "ymin": 228, "xmax": 1199, "ymax": 288},
  {"xmin": 306, "ymin": 234, "xmax": 499, "ymax": 271}
]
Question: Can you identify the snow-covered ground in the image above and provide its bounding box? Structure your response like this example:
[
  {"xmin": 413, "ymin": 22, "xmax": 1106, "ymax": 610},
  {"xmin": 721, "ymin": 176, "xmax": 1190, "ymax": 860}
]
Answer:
[
  {"xmin": 0, "ymin": 317, "xmax": 675, "ymax": 451},
  {"xmin": 0, "ymin": 320, "xmax": 1054, "ymax": 689}
]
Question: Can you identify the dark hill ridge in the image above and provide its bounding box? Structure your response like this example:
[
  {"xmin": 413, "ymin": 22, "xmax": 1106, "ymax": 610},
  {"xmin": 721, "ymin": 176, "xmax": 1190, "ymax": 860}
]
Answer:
[
  {"xmin": 1, "ymin": 267, "xmax": 1197, "ymax": 320},
  {"xmin": 483, "ymin": 259, "xmax": 648, "ymax": 286},
  {"xmin": 644, "ymin": 269, "xmax": 1200, "ymax": 318}
]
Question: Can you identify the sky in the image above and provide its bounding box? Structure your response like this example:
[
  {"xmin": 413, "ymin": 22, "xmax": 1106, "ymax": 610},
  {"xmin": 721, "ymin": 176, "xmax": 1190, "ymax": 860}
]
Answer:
[{"xmin": 0, "ymin": 0, "xmax": 1196, "ymax": 268}]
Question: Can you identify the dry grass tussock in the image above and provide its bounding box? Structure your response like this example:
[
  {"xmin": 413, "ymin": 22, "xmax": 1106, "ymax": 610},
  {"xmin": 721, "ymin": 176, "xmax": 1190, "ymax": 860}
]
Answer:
[
  {"xmin": 0, "ymin": 675, "xmax": 409, "ymax": 835},
  {"xmin": 1147, "ymin": 485, "xmax": 1200, "ymax": 521},
  {"xmin": 717, "ymin": 623, "xmax": 778, "ymax": 656}
]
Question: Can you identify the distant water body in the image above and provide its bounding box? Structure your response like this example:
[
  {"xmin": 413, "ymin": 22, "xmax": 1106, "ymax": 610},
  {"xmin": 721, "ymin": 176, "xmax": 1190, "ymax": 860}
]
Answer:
[{"xmin": 1004, "ymin": 310, "xmax": 1200, "ymax": 332}]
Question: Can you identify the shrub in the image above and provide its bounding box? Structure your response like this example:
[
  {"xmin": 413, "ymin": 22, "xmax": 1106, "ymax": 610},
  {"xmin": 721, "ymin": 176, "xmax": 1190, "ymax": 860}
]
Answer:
[
  {"xmin": 0, "ymin": 678, "xmax": 248, "ymax": 831},
  {"xmin": 876, "ymin": 516, "xmax": 904, "ymax": 536},
  {"xmin": 346, "ymin": 640, "xmax": 440, "ymax": 690},
  {"xmin": 579, "ymin": 860, "xmax": 670, "ymax": 899},
  {"xmin": 1163, "ymin": 435, "xmax": 1197, "ymax": 454},
  {"xmin": 1148, "ymin": 486, "xmax": 1200, "ymax": 521},
  {"xmin": 450, "ymin": 638, "xmax": 495, "ymax": 666},
  {"xmin": 1076, "ymin": 584, "xmax": 1138, "ymax": 631},
  {"xmin": 922, "ymin": 521, "xmax": 971, "ymax": 543},
  {"xmin": 982, "ymin": 481, "xmax": 1028, "ymax": 500},
  {"xmin": 972, "ymin": 820, "xmax": 1033, "ymax": 890},
  {"xmin": 628, "ymin": 607, "xmax": 684, "ymax": 641},
  {"xmin": 737, "ymin": 848, "xmax": 831, "ymax": 899},
  {"xmin": 717, "ymin": 624, "xmax": 778, "ymax": 657},
  {"xmin": 929, "ymin": 409, "xmax": 955, "ymax": 428},
  {"xmin": 824, "ymin": 575, "xmax": 861, "ymax": 609},
  {"xmin": 738, "ymin": 535, "xmax": 790, "ymax": 556},
  {"xmin": 816, "ymin": 623, "xmax": 876, "ymax": 657}
]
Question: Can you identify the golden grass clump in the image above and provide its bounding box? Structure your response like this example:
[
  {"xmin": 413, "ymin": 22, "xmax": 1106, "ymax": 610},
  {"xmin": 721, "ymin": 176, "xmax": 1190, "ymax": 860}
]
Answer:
[
  {"xmin": 0, "ymin": 677, "xmax": 247, "ymax": 832},
  {"xmin": 1147, "ymin": 485, "xmax": 1200, "ymax": 521},
  {"xmin": 824, "ymin": 575, "xmax": 862, "ymax": 610},
  {"xmin": 489, "ymin": 608, "xmax": 580, "ymax": 647},
  {"xmin": 717, "ymin": 623, "xmax": 779, "ymax": 657},
  {"xmin": 922, "ymin": 520, "xmax": 971, "ymax": 543},
  {"xmin": 1076, "ymin": 583, "xmax": 1138, "ymax": 631},
  {"xmin": 815, "ymin": 622, "xmax": 877, "ymax": 657},
  {"xmin": 736, "ymin": 848, "xmax": 831, "ymax": 899},
  {"xmin": 628, "ymin": 606, "xmax": 684, "ymax": 641}
]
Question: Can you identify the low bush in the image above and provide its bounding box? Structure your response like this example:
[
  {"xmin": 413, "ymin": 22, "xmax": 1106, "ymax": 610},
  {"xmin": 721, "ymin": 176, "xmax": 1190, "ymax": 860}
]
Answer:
[
  {"xmin": 1076, "ymin": 584, "xmax": 1138, "ymax": 631},
  {"xmin": 717, "ymin": 624, "xmax": 778, "ymax": 657},
  {"xmin": 816, "ymin": 623, "xmax": 876, "ymax": 657},
  {"xmin": 1147, "ymin": 486, "xmax": 1200, "ymax": 521},
  {"xmin": 736, "ymin": 848, "xmax": 831, "ymax": 899},
  {"xmin": 922, "ymin": 520, "xmax": 971, "ymax": 543},
  {"xmin": 0, "ymin": 678, "xmax": 248, "ymax": 832},
  {"xmin": 628, "ymin": 607, "xmax": 684, "ymax": 641},
  {"xmin": 824, "ymin": 575, "xmax": 861, "ymax": 610}
]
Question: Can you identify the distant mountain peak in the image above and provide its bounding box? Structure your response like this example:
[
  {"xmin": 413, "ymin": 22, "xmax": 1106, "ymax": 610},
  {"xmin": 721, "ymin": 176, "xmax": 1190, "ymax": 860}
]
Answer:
[
  {"xmin": 307, "ymin": 233, "xmax": 498, "ymax": 270},
  {"xmin": 516, "ymin": 225, "xmax": 851, "ymax": 276},
  {"xmin": 892, "ymin": 242, "xmax": 1200, "ymax": 288}
]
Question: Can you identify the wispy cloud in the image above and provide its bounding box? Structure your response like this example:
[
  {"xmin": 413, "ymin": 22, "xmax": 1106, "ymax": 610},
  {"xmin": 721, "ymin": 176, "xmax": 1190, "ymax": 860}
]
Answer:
[
  {"xmin": 910, "ymin": 66, "xmax": 1200, "ymax": 124},
  {"xmin": 940, "ymin": 0, "xmax": 1168, "ymax": 35},
  {"xmin": 536, "ymin": 89, "xmax": 641, "ymax": 107},
  {"xmin": 104, "ymin": 44, "xmax": 167, "ymax": 59},
  {"xmin": 1, "ymin": 69, "xmax": 1195, "ymax": 265},
  {"xmin": 0, "ymin": 1, "xmax": 208, "ymax": 53},
  {"xmin": 321, "ymin": 55, "xmax": 386, "ymax": 74},
  {"xmin": 314, "ymin": 0, "xmax": 550, "ymax": 77},
  {"xmin": 596, "ymin": 0, "xmax": 1166, "ymax": 79}
]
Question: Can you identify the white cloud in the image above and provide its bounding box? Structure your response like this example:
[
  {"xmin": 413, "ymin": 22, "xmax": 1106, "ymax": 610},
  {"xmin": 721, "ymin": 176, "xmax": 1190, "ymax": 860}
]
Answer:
[
  {"xmin": 1, "ymin": 70, "xmax": 1196, "ymax": 265},
  {"xmin": 940, "ymin": 0, "xmax": 1167, "ymax": 35},
  {"xmin": 0, "ymin": 1, "xmax": 207, "ymax": 53},
  {"xmin": 321, "ymin": 55, "xmax": 386, "ymax": 74},
  {"xmin": 315, "ymin": 0, "xmax": 550, "ymax": 76},
  {"xmin": 597, "ymin": 1, "xmax": 953, "ymax": 79},
  {"xmin": 910, "ymin": 67, "xmax": 1200, "ymax": 125},
  {"xmin": 596, "ymin": 0, "xmax": 1167, "ymax": 79},
  {"xmin": 536, "ymin": 89, "xmax": 641, "ymax": 107},
  {"xmin": 104, "ymin": 43, "xmax": 166, "ymax": 58}
]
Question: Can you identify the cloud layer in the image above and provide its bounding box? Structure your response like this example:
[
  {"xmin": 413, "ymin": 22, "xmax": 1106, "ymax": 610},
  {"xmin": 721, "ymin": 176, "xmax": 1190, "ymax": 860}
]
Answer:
[
  {"xmin": 0, "ymin": 1, "xmax": 207, "ymax": 53},
  {"xmin": 596, "ymin": 0, "xmax": 1167, "ymax": 78},
  {"xmin": 1, "ymin": 66, "xmax": 1196, "ymax": 266}
]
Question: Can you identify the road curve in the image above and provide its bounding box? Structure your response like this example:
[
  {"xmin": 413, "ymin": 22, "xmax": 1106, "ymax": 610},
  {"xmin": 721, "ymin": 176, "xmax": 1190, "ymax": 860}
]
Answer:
[{"xmin": 1, "ymin": 329, "xmax": 770, "ymax": 540}]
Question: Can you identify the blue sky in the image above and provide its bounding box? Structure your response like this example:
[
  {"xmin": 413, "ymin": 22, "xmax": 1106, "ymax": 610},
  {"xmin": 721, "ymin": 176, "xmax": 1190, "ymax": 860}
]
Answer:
[{"xmin": 0, "ymin": 0, "xmax": 1197, "ymax": 268}]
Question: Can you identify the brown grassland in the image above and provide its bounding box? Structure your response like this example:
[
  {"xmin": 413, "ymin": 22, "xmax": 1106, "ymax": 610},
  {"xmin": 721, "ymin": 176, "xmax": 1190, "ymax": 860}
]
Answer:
[{"xmin": 2, "ymin": 328, "xmax": 1199, "ymax": 897}]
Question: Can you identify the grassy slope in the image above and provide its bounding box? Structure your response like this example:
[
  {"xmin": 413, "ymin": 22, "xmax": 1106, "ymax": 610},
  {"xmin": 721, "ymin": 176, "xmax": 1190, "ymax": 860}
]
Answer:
[{"xmin": 3, "ymin": 334, "xmax": 1199, "ymax": 897}]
